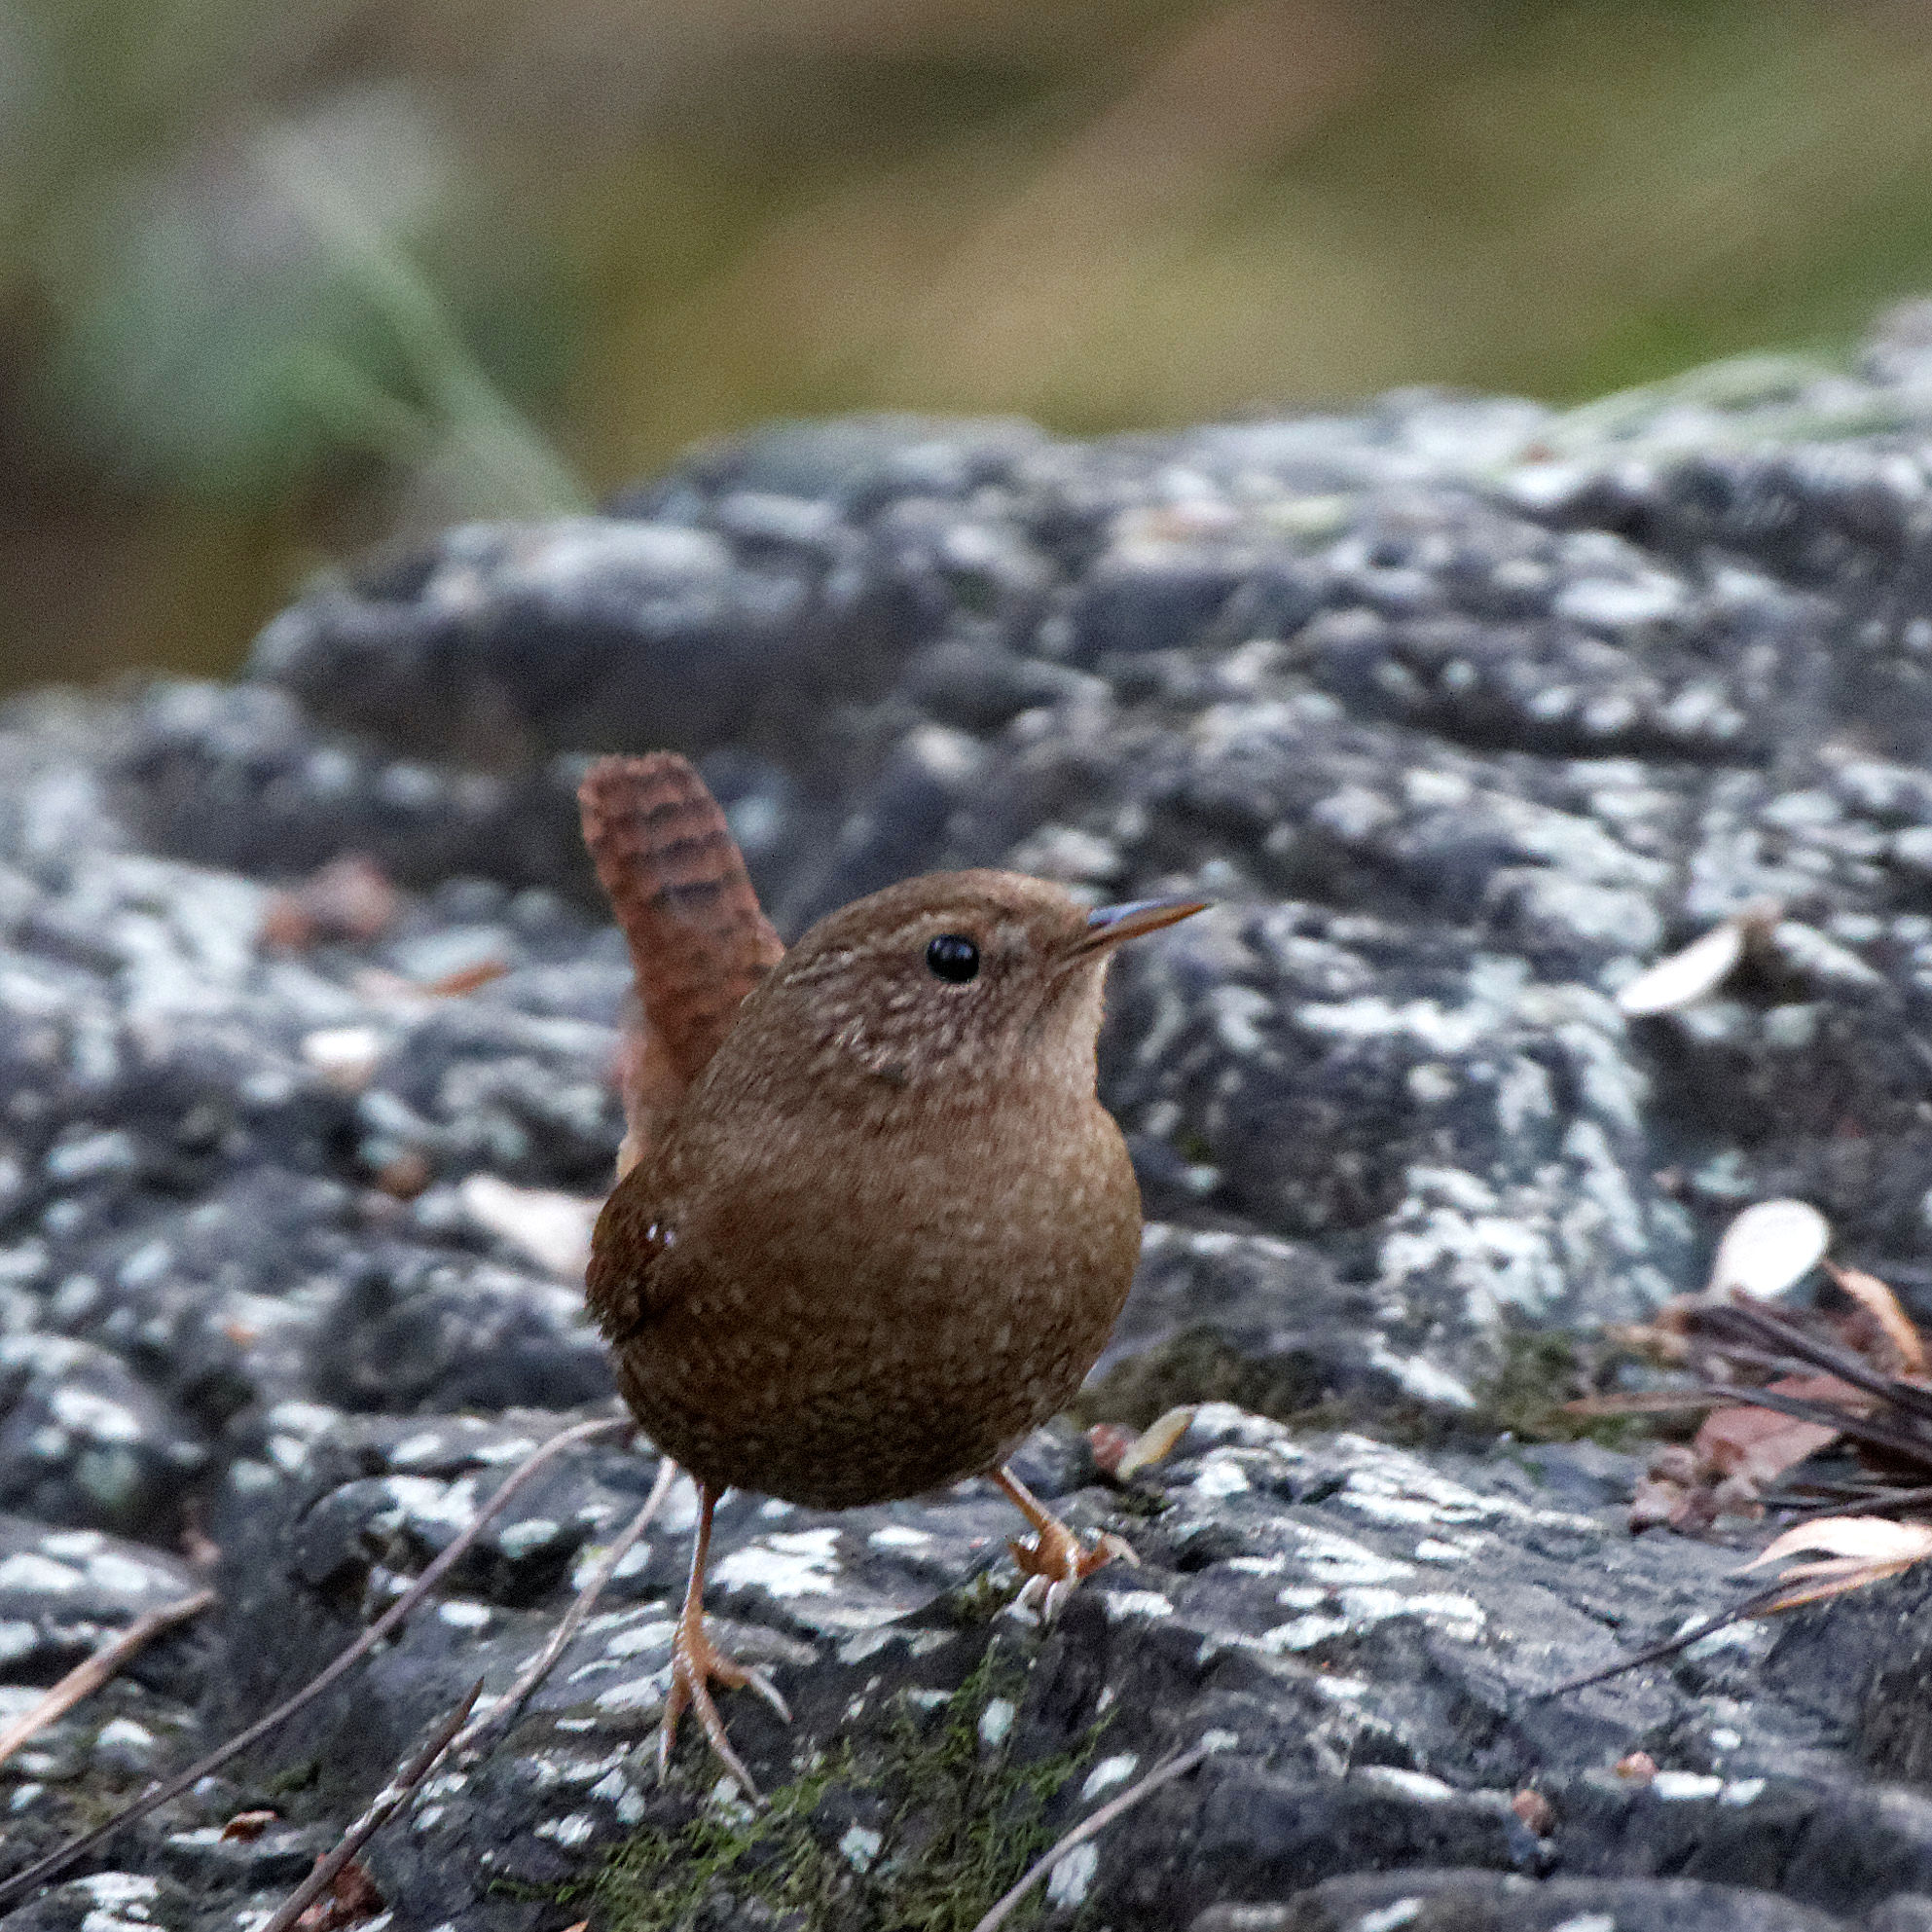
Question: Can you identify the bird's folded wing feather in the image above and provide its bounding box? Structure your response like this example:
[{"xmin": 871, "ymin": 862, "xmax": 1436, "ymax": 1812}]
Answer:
[{"xmin": 585, "ymin": 1166, "xmax": 675, "ymax": 1338}]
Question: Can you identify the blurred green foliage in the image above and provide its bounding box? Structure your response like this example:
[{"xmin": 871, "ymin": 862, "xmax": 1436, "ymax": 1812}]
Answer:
[{"xmin": 6, "ymin": 0, "xmax": 1932, "ymax": 694}]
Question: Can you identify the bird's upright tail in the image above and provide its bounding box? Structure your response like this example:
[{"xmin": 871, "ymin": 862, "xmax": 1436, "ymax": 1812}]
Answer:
[{"xmin": 578, "ymin": 753, "xmax": 784, "ymax": 1177}]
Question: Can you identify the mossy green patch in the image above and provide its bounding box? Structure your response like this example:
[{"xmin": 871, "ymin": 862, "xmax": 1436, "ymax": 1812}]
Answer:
[
  {"xmin": 587, "ymin": 1645, "xmax": 1103, "ymax": 1932},
  {"xmin": 1075, "ymin": 1323, "xmax": 1341, "ymax": 1433},
  {"xmin": 1472, "ymin": 1327, "xmax": 1642, "ymax": 1447}
]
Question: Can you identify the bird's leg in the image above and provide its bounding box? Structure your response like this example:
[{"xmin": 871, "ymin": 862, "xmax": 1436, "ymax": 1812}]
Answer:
[
  {"xmin": 659, "ymin": 1480, "xmax": 790, "ymax": 1801},
  {"xmin": 992, "ymin": 1464, "xmax": 1138, "ymax": 1623}
]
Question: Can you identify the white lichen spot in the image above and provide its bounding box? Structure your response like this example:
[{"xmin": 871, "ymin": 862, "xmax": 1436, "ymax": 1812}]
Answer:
[
  {"xmin": 706, "ymin": 1777, "xmax": 756, "ymax": 1827},
  {"xmin": 1045, "ymin": 1840, "xmax": 1099, "ymax": 1909},
  {"xmin": 1354, "ymin": 1900, "xmax": 1424, "ymax": 1932},
  {"xmin": 87, "ymin": 1553, "xmax": 158, "ymax": 1594},
  {"xmin": 602, "ymin": 1618, "xmax": 674, "ymax": 1659},
  {"xmin": 436, "ymin": 1600, "xmax": 492, "ymax": 1629},
  {"xmin": 381, "ymin": 1476, "xmax": 479, "ymax": 1531},
  {"xmin": 533, "ymin": 1812, "xmax": 597, "ymax": 1847},
  {"xmin": 0, "ymin": 1552, "xmax": 84, "ymax": 1592},
  {"xmin": 1100, "ymin": 1590, "xmax": 1174, "ymax": 1622},
  {"xmin": 49, "ymin": 1386, "xmax": 141, "ymax": 1442},
  {"xmin": 838, "ymin": 1628, "xmax": 907, "ymax": 1665},
  {"xmin": 1191, "ymin": 1455, "xmax": 1251, "ymax": 1498},
  {"xmin": 1081, "ymin": 1753, "xmax": 1140, "ymax": 1802},
  {"xmin": 594, "ymin": 1669, "xmax": 671, "ymax": 1715},
  {"xmin": 1681, "ymin": 1617, "xmax": 1768, "ymax": 1662},
  {"xmin": 1281, "ymin": 1523, "xmax": 1416, "ymax": 1586},
  {"xmin": 867, "ymin": 1523, "xmax": 930, "ymax": 1550},
  {"xmin": 1355, "ymin": 1766, "xmax": 1458, "ymax": 1804},
  {"xmin": 1494, "ymin": 1056, "xmax": 1554, "ymax": 1137},
  {"xmin": 1366, "ymin": 1341, "xmax": 1478, "ymax": 1409},
  {"xmin": 1651, "ymin": 1771, "xmax": 1724, "ymax": 1801},
  {"xmin": 496, "ymin": 1518, "xmax": 560, "ymax": 1560},
  {"xmin": 38, "ymin": 1530, "xmax": 103, "ymax": 1557},
  {"xmin": 712, "ymin": 1527, "xmax": 841, "ymax": 1597},
  {"xmin": 839, "ymin": 1824, "xmax": 883, "ymax": 1873},
  {"xmin": 1259, "ymin": 1615, "xmax": 1349, "ymax": 1652}
]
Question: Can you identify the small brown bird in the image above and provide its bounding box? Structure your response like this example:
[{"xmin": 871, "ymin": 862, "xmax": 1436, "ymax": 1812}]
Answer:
[{"xmin": 580, "ymin": 754, "xmax": 1204, "ymax": 1796}]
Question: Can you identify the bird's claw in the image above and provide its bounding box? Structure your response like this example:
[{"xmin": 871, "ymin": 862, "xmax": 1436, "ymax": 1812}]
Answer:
[
  {"xmin": 658, "ymin": 1617, "xmax": 790, "ymax": 1802},
  {"xmin": 1008, "ymin": 1523, "xmax": 1138, "ymax": 1623}
]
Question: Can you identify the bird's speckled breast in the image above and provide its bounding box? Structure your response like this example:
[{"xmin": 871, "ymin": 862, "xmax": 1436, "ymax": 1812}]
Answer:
[{"xmin": 597, "ymin": 1089, "xmax": 1143, "ymax": 1509}]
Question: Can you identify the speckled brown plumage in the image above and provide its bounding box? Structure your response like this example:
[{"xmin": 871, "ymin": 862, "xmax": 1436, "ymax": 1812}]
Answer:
[
  {"xmin": 576, "ymin": 752, "xmax": 1204, "ymax": 1796},
  {"xmin": 587, "ymin": 868, "xmax": 1147, "ymax": 1508}
]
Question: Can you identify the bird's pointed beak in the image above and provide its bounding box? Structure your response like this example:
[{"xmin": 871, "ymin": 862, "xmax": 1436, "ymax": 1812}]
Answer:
[{"xmin": 1074, "ymin": 894, "xmax": 1211, "ymax": 954}]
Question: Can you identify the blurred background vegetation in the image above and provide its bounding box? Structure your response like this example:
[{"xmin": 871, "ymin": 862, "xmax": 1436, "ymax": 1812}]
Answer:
[{"xmin": 6, "ymin": 0, "xmax": 1932, "ymax": 695}]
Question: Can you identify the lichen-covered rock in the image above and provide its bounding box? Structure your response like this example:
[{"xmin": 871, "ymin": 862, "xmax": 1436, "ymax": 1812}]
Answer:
[
  {"xmin": 13, "ymin": 322, "xmax": 1932, "ymax": 1922},
  {"xmin": 161, "ymin": 1402, "xmax": 1932, "ymax": 1930}
]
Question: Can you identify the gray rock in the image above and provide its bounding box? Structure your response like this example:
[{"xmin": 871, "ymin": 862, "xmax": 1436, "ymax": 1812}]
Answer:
[
  {"xmin": 14, "ymin": 322, "xmax": 1932, "ymax": 1922},
  {"xmin": 1192, "ymin": 1872, "xmax": 1856, "ymax": 1931},
  {"xmin": 159, "ymin": 1403, "xmax": 1932, "ymax": 1929}
]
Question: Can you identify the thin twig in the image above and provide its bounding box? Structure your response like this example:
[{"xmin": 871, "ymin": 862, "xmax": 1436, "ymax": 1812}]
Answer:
[
  {"xmin": 451, "ymin": 1454, "xmax": 676, "ymax": 1760},
  {"xmin": 1760, "ymin": 1482, "xmax": 1932, "ymax": 1514},
  {"xmin": 1697, "ymin": 1302, "xmax": 1932, "ymax": 1424},
  {"xmin": 0, "ymin": 1413, "xmax": 629, "ymax": 1912},
  {"xmin": 0, "ymin": 1587, "xmax": 216, "ymax": 1769},
  {"xmin": 259, "ymin": 1679, "xmax": 484, "ymax": 1932},
  {"xmin": 1535, "ymin": 1579, "xmax": 1799, "ymax": 1698},
  {"xmin": 969, "ymin": 1742, "xmax": 1209, "ymax": 1932}
]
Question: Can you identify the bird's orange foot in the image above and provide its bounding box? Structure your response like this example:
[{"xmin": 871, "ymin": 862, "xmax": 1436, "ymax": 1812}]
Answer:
[
  {"xmin": 1007, "ymin": 1517, "xmax": 1139, "ymax": 1623},
  {"xmin": 658, "ymin": 1610, "xmax": 790, "ymax": 1802}
]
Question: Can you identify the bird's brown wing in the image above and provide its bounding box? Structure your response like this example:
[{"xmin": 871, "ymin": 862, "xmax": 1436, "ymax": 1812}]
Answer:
[
  {"xmin": 578, "ymin": 753, "xmax": 785, "ymax": 1176},
  {"xmin": 585, "ymin": 1161, "xmax": 674, "ymax": 1341}
]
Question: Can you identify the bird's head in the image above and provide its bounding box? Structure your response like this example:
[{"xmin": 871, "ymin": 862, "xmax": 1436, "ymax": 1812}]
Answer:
[{"xmin": 734, "ymin": 869, "xmax": 1207, "ymax": 1100}]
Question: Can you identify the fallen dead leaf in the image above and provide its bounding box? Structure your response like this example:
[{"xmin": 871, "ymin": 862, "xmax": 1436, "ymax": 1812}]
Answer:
[
  {"xmin": 1708, "ymin": 1198, "xmax": 1830, "ymax": 1301},
  {"xmin": 1511, "ymin": 1788, "xmax": 1555, "ymax": 1836},
  {"xmin": 1739, "ymin": 1515, "xmax": 1932, "ymax": 1612},
  {"xmin": 301, "ymin": 1026, "xmax": 384, "ymax": 1096},
  {"xmin": 263, "ymin": 856, "xmax": 398, "ymax": 952},
  {"xmin": 1115, "ymin": 1405, "xmax": 1196, "ymax": 1479},
  {"xmin": 1086, "ymin": 1424, "xmax": 1137, "ymax": 1477},
  {"xmin": 419, "ymin": 958, "xmax": 509, "ymax": 998},
  {"xmin": 1695, "ymin": 1374, "xmax": 1857, "ymax": 1487},
  {"xmin": 221, "ymin": 1809, "xmax": 278, "ymax": 1841},
  {"xmin": 1616, "ymin": 917, "xmax": 1748, "ymax": 1017},
  {"xmin": 293, "ymin": 1857, "xmax": 383, "ymax": 1931},
  {"xmin": 372, "ymin": 1151, "xmax": 433, "ymax": 1199},
  {"xmin": 1825, "ymin": 1261, "xmax": 1928, "ymax": 1377},
  {"xmin": 458, "ymin": 1174, "xmax": 600, "ymax": 1279}
]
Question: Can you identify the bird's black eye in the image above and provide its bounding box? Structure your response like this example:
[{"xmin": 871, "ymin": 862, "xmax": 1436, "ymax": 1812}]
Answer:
[{"xmin": 925, "ymin": 933, "xmax": 980, "ymax": 983}]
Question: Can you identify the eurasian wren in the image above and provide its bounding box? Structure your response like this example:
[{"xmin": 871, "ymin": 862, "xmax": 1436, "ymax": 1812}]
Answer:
[{"xmin": 579, "ymin": 753, "xmax": 1204, "ymax": 1796}]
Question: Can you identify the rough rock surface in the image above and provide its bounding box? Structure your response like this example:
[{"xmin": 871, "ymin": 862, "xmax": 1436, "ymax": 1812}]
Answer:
[{"xmin": 10, "ymin": 320, "xmax": 1932, "ymax": 1925}]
